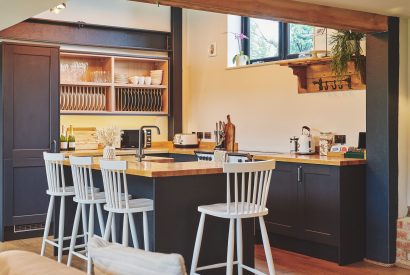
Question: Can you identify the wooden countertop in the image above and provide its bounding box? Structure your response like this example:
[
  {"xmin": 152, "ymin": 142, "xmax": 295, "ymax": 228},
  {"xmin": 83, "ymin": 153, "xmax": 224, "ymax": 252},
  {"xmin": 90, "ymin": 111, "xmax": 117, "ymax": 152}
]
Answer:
[
  {"xmin": 63, "ymin": 155, "xmax": 223, "ymax": 177},
  {"xmin": 64, "ymin": 142, "xmax": 366, "ymax": 167},
  {"xmin": 64, "ymin": 148, "xmax": 169, "ymax": 157},
  {"xmin": 254, "ymin": 154, "xmax": 366, "ymax": 166}
]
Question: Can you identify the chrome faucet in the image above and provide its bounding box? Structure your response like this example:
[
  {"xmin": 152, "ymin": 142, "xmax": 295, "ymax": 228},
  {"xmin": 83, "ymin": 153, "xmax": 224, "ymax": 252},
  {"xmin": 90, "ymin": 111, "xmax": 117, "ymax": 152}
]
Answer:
[{"xmin": 137, "ymin": 126, "xmax": 160, "ymax": 162}]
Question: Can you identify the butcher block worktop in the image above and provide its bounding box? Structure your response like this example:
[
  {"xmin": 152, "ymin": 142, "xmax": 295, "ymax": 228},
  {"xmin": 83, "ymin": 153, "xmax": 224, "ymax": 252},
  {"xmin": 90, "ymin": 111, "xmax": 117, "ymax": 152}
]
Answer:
[
  {"xmin": 63, "ymin": 155, "xmax": 224, "ymax": 177},
  {"xmin": 64, "ymin": 142, "xmax": 366, "ymax": 167},
  {"xmin": 254, "ymin": 153, "xmax": 366, "ymax": 166}
]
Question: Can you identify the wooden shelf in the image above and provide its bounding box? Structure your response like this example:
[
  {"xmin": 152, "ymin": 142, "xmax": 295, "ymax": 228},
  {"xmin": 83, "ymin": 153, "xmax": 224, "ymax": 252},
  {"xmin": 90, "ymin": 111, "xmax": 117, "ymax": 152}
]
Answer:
[
  {"xmin": 60, "ymin": 111, "xmax": 111, "ymax": 115},
  {"xmin": 111, "ymin": 111, "xmax": 168, "ymax": 115},
  {"xmin": 61, "ymin": 82, "xmax": 112, "ymax": 86},
  {"xmin": 61, "ymin": 110, "xmax": 168, "ymax": 116},
  {"xmin": 274, "ymin": 57, "xmax": 332, "ymax": 66},
  {"xmin": 114, "ymin": 84, "xmax": 167, "ymax": 89},
  {"xmin": 275, "ymin": 56, "xmax": 366, "ymax": 93}
]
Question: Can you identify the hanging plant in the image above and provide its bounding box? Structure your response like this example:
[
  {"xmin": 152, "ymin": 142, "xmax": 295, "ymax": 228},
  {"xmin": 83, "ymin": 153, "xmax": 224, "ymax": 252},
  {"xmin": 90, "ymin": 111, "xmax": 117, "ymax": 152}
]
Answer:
[{"xmin": 330, "ymin": 30, "xmax": 365, "ymax": 79}]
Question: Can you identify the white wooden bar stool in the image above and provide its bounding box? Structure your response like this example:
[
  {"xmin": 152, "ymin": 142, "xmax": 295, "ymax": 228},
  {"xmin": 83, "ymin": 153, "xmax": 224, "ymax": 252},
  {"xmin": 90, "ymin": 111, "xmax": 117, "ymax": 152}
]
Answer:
[
  {"xmin": 190, "ymin": 160, "xmax": 276, "ymax": 275},
  {"xmin": 100, "ymin": 159, "xmax": 153, "ymax": 251},
  {"xmin": 41, "ymin": 152, "xmax": 89, "ymax": 263},
  {"xmin": 67, "ymin": 156, "xmax": 107, "ymax": 274}
]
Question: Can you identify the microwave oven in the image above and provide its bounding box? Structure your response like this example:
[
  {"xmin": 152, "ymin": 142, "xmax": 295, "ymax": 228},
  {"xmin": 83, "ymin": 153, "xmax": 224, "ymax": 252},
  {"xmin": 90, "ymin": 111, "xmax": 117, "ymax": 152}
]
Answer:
[{"xmin": 120, "ymin": 130, "xmax": 152, "ymax": 149}]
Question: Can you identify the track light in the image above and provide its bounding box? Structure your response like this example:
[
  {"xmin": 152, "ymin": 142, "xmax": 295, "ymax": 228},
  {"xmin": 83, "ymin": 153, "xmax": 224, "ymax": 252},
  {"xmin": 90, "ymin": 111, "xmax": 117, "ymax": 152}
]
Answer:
[{"xmin": 50, "ymin": 3, "xmax": 66, "ymax": 14}]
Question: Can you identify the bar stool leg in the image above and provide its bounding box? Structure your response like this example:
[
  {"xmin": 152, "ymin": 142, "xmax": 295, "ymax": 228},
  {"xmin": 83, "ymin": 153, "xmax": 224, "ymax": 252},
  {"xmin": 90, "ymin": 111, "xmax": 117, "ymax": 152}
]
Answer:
[
  {"xmin": 259, "ymin": 217, "xmax": 275, "ymax": 275},
  {"xmin": 67, "ymin": 203, "xmax": 81, "ymax": 267},
  {"xmin": 236, "ymin": 218, "xmax": 243, "ymax": 275},
  {"xmin": 226, "ymin": 218, "xmax": 235, "ymax": 275},
  {"xmin": 96, "ymin": 203, "xmax": 105, "ymax": 236},
  {"xmin": 111, "ymin": 214, "xmax": 117, "ymax": 243},
  {"xmin": 128, "ymin": 213, "xmax": 139, "ymax": 248},
  {"xmin": 57, "ymin": 196, "xmax": 65, "ymax": 263},
  {"xmin": 104, "ymin": 212, "xmax": 113, "ymax": 241},
  {"xmin": 87, "ymin": 204, "xmax": 95, "ymax": 274},
  {"xmin": 41, "ymin": 195, "xmax": 55, "ymax": 256},
  {"xmin": 143, "ymin": 211, "xmax": 149, "ymax": 251},
  {"xmin": 81, "ymin": 204, "xmax": 88, "ymax": 245},
  {"xmin": 122, "ymin": 213, "xmax": 129, "ymax": 246},
  {"xmin": 190, "ymin": 213, "xmax": 206, "ymax": 275}
]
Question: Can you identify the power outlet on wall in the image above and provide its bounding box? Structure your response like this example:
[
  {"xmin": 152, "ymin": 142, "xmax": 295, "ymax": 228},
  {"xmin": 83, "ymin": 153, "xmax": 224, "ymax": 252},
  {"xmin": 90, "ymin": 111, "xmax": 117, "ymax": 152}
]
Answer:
[
  {"xmin": 204, "ymin": 132, "xmax": 212, "ymax": 139},
  {"xmin": 197, "ymin": 132, "xmax": 204, "ymax": 139}
]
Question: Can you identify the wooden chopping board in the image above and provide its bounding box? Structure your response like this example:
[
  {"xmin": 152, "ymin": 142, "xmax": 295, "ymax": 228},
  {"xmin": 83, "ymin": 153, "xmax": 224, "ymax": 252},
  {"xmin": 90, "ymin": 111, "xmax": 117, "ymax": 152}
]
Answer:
[{"xmin": 224, "ymin": 115, "xmax": 236, "ymax": 151}]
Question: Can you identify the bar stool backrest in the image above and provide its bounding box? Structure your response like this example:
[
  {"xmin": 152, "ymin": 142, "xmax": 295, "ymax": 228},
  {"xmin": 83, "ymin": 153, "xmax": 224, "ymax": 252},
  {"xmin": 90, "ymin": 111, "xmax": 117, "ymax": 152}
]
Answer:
[
  {"xmin": 223, "ymin": 160, "xmax": 276, "ymax": 215},
  {"xmin": 43, "ymin": 152, "xmax": 66, "ymax": 193},
  {"xmin": 69, "ymin": 156, "xmax": 97, "ymax": 201},
  {"xmin": 100, "ymin": 160, "xmax": 130, "ymax": 210}
]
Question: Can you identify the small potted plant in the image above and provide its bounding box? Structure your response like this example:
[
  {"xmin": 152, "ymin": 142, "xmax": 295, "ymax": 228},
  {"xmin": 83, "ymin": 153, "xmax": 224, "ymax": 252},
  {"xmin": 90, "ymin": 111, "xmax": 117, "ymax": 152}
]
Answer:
[
  {"xmin": 97, "ymin": 126, "xmax": 120, "ymax": 159},
  {"xmin": 68, "ymin": 135, "xmax": 76, "ymax": 151},
  {"xmin": 229, "ymin": 32, "xmax": 250, "ymax": 67},
  {"xmin": 60, "ymin": 135, "xmax": 68, "ymax": 151},
  {"xmin": 330, "ymin": 30, "xmax": 365, "ymax": 79}
]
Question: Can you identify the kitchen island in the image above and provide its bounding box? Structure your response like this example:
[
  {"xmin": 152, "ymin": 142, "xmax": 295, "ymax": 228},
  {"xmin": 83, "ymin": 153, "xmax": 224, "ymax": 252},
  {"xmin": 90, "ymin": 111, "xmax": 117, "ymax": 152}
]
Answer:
[
  {"xmin": 57, "ymin": 156, "xmax": 254, "ymax": 275},
  {"xmin": 61, "ymin": 147, "xmax": 367, "ymax": 266}
]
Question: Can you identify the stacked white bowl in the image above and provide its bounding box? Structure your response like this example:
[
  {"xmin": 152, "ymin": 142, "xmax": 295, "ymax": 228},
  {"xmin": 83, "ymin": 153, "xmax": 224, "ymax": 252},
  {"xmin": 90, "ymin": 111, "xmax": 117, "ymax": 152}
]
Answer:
[{"xmin": 150, "ymin": 70, "xmax": 163, "ymax": 85}]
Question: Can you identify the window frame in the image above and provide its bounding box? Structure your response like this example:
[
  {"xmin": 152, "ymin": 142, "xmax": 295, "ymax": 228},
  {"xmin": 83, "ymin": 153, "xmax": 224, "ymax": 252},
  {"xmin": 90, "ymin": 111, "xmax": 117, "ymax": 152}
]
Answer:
[{"xmin": 241, "ymin": 17, "xmax": 311, "ymax": 64}]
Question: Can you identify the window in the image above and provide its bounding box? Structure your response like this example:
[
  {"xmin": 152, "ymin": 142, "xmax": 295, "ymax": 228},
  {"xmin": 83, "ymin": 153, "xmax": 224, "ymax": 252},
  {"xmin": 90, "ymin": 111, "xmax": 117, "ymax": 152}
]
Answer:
[{"xmin": 242, "ymin": 18, "xmax": 314, "ymax": 63}]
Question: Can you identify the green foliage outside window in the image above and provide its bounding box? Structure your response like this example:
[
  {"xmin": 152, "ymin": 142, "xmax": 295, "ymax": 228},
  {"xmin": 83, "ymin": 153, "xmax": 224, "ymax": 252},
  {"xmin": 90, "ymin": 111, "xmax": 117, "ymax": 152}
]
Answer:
[{"xmin": 288, "ymin": 24, "xmax": 314, "ymax": 54}]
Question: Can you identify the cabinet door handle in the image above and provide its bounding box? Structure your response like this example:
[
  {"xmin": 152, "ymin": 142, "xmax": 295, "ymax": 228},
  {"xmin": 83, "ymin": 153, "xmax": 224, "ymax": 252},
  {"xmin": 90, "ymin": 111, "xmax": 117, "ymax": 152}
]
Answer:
[{"xmin": 297, "ymin": 166, "xmax": 302, "ymax": 183}]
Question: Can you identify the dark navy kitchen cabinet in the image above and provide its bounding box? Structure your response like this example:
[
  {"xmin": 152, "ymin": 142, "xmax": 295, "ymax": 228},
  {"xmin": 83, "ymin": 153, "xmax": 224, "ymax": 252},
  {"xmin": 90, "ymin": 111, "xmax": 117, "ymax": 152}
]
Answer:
[
  {"xmin": 0, "ymin": 43, "xmax": 60, "ymax": 240},
  {"xmin": 265, "ymin": 161, "xmax": 365, "ymax": 265}
]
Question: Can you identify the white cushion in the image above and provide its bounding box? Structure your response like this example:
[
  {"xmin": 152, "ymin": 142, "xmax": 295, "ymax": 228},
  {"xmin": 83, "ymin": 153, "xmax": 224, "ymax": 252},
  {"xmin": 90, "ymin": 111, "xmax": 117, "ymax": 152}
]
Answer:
[{"xmin": 88, "ymin": 236, "xmax": 186, "ymax": 275}]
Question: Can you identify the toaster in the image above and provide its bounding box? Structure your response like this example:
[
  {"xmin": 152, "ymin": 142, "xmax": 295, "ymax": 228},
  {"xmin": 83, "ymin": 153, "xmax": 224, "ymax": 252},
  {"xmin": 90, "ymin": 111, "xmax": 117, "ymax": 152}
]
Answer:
[{"xmin": 173, "ymin": 133, "xmax": 199, "ymax": 148}]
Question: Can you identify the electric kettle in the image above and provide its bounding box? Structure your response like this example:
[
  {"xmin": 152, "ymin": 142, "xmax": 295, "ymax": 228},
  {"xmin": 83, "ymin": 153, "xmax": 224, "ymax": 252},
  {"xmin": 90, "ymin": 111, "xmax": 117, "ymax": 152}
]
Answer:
[{"xmin": 298, "ymin": 126, "xmax": 314, "ymax": 154}]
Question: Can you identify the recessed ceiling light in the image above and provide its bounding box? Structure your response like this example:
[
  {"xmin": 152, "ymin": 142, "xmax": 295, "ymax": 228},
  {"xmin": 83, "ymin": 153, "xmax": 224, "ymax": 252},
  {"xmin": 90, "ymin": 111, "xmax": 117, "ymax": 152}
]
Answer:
[{"xmin": 50, "ymin": 3, "xmax": 66, "ymax": 14}]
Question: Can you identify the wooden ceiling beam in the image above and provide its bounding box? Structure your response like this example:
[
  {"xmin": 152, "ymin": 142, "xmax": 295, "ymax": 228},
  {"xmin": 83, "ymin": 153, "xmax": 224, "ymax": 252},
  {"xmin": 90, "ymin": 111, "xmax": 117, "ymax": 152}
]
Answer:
[{"xmin": 132, "ymin": 0, "xmax": 388, "ymax": 33}]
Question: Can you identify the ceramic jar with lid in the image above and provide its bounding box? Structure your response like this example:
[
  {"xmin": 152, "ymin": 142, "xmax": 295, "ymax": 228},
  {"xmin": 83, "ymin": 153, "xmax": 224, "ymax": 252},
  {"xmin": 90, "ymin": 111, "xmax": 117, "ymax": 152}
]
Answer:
[{"xmin": 319, "ymin": 132, "xmax": 334, "ymax": 156}]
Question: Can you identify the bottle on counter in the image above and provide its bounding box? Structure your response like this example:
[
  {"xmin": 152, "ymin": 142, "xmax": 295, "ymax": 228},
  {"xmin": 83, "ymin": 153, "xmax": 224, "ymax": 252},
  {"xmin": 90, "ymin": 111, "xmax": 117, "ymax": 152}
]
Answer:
[
  {"xmin": 67, "ymin": 125, "xmax": 76, "ymax": 151},
  {"xmin": 60, "ymin": 125, "xmax": 68, "ymax": 151}
]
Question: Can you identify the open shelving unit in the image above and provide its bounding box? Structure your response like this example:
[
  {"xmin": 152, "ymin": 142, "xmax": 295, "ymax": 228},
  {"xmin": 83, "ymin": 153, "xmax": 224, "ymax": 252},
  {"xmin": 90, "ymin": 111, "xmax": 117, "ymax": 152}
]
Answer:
[
  {"xmin": 274, "ymin": 57, "xmax": 366, "ymax": 93},
  {"xmin": 60, "ymin": 52, "xmax": 169, "ymax": 115}
]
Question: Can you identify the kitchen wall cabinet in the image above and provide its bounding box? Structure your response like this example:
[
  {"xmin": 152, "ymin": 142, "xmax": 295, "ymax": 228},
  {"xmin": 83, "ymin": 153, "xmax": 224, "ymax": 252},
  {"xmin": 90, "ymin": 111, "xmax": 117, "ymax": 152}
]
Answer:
[
  {"xmin": 60, "ymin": 52, "xmax": 169, "ymax": 116},
  {"xmin": 0, "ymin": 43, "xmax": 60, "ymax": 240},
  {"xmin": 265, "ymin": 161, "xmax": 365, "ymax": 265}
]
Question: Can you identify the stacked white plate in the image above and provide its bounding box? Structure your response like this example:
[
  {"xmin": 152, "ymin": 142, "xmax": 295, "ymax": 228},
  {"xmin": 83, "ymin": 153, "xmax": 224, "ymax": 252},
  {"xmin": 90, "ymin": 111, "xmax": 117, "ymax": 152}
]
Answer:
[
  {"xmin": 150, "ymin": 70, "xmax": 163, "ymax": 85},
  {"xmin": 114, "ymin": 73, "xmax": 128, "ymax": 84}
]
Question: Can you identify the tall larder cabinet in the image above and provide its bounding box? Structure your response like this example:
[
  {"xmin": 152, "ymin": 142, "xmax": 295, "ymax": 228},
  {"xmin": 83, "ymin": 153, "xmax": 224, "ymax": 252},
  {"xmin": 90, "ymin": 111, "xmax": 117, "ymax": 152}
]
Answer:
[{"xmin": 0, "ymin": 43, "xmax": 60, "ymax": 240}]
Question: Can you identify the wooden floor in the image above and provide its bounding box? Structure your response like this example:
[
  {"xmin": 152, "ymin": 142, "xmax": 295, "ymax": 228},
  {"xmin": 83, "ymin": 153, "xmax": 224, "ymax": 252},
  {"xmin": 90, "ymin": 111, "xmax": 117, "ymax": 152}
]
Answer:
[{"xmin": 0, "ymin": 237, "xmax": 409, "ymax": 274}]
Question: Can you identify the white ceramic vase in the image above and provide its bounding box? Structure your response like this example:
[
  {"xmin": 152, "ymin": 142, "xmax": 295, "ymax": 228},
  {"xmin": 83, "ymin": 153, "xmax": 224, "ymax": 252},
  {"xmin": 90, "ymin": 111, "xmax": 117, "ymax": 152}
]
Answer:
[
  {"xmin": 103, "ymin": 146, "xmax": 116, "ymax": 159},
  {"xmin": 235, "ymin": 55, "xmax": 248, "ymax": 67}
]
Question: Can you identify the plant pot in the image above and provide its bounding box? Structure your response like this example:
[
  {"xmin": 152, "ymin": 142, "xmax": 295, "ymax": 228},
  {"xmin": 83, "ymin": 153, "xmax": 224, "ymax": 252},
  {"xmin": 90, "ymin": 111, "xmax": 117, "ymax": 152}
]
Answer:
[
  {"xmin": 103, "ymin": 146, "xmax": 116, "ymax": 159},
  {"xmin": 60, "ymin": 142, "xmax": 68, "ymax": 151},
  {"xmin": 235, "ymin": 55, "xmax": 248, "ymax": 67}
]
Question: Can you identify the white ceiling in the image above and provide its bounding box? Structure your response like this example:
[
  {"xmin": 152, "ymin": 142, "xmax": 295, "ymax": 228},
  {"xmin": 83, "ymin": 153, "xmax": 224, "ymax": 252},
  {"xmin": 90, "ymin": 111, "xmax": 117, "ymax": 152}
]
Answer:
[
  {"xmin": 0, "ymin": 0, "xmax": 66, "ymax": 31},
  {"xmin": 296, "ymin": 0, "xmax": 410, "ymax": 18}
]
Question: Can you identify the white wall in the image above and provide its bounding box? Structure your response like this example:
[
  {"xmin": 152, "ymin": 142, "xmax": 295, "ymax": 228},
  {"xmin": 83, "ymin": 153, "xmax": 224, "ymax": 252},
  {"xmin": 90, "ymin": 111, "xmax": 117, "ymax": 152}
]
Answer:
[
  {"xmin": 398, "ymin": 18, "xmax": 408, "ymax": 217},
  {"xmin": 35, "ymin": 0, "xmax": 170, "ymax": 32},
  {"xmin": 183, "ymin": 10, "xmax": 366, "ymax": 152}
]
